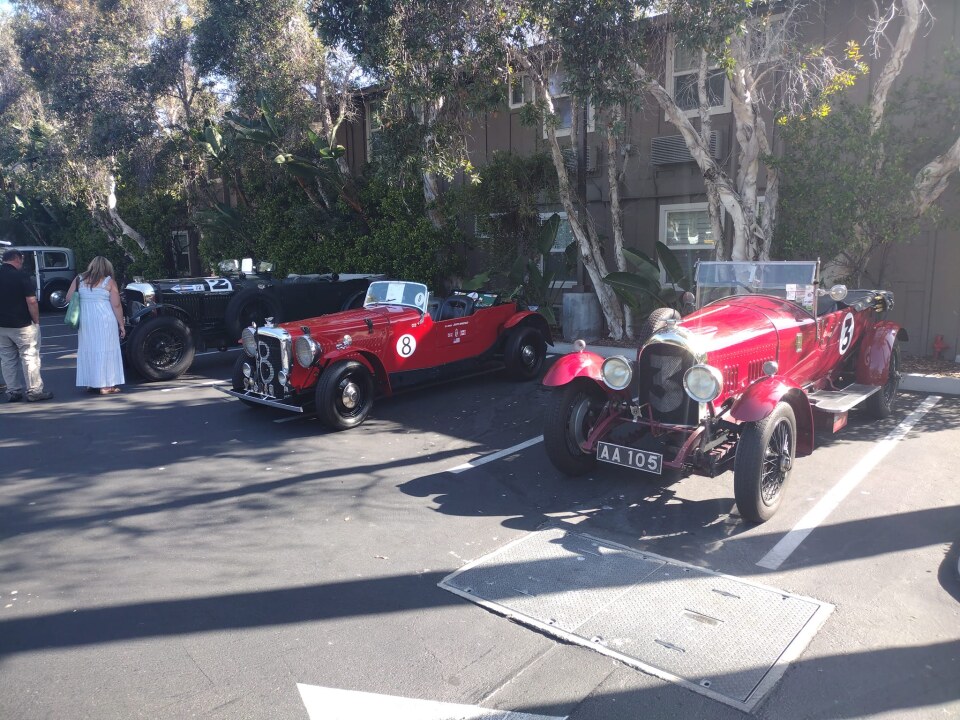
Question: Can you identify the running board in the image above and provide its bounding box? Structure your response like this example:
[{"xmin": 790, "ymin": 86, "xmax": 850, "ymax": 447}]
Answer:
[{"xmin": 808, "ymin": 383, "xmax": 880, "ymax": 413}]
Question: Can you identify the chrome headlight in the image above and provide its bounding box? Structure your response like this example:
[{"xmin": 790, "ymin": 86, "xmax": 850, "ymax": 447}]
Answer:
[
  {"xmin": 241, "ymin": 361, "xmax": 253, "ymax": 379},
  {"xmin": 241, "ymin": 327, "xmax": 257, "ymax": 357},
  {"xmin": 683, "ymin": 364, "xmax": 723, "ymax": 403},
  {"xmin": 601, "ymin": 355, "xmax": 634, "ymax": 391},
  {"xmin": 294, "ymin": 335, "xmax": 321, "ymax": 368}
]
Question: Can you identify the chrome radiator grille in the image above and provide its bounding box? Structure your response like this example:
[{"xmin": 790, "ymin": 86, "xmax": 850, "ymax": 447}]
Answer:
[{"xmin": 254, "ymin": 333, "xmax": 288, "ymax": 398}]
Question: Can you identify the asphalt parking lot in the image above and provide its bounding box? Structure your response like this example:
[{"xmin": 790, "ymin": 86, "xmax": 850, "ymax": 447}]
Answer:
[{"xmin": 1, "ymin": 313, "xmax": 959, "ymax": 719}]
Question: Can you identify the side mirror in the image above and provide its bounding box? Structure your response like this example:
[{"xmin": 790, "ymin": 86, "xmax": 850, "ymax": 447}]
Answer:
[{"xmin": 680, "ymin": 291, "xmax": 696, "ymax": 313}]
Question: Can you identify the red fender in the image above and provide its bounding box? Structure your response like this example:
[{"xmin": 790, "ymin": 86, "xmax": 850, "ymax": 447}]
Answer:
[
  {"xmin": 542, "ymin": 350, "xmax": 606, "ymax": 387},
  {"xmin": 315, "ymin": 350, "xmax": 389, "ymax": 393},
  {"xmin": 856, "ymin": 322, "xmax": 908, "ymax": 385},
  {"xmin": 504, "ymin": 310, "xmax": 554, "ymax": 344},
  {"xmin": 730, "ymin": 376, "xmax": 815, "ymax": 456}
]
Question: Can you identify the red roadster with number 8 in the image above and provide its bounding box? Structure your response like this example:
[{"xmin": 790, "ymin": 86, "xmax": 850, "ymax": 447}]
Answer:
[
  {"xmin": 220, "ymin": 280, "xmax": 552, "ymax": 430},
  {"xmin": 543, "ymin": 260, "xmax": 906, "ymax": 523}
]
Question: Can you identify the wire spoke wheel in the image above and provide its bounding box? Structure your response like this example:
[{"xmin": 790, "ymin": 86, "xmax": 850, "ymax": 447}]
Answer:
[
  {"xmin": 734, "ymin": 401, "xmax": 797, "ymax": 523},
  {"xmin": 760, "ymin": 418, "xmax": 793, "ymax": 504}
]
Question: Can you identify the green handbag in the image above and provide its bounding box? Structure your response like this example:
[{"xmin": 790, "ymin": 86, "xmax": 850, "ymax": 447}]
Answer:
[{"xmin": 65, "ymin": 278, "xmax": 81, "ymax": 329}]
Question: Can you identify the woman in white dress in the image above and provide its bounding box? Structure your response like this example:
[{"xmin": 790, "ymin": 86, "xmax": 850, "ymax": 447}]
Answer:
[{"xmin": 65, "ymin": 256, "xmax": 126, "ymax": 394}]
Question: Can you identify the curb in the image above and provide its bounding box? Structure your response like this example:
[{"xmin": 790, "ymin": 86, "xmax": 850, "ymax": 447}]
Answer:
[{"xmin": 550, "ymin": 341, "xmax": 959, "ymax": 396}]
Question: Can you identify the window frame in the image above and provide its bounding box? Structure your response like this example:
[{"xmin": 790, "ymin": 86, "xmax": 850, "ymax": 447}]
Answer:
[
  {"xmin": 508, "ymin": 74, "xmax": 532, "ymax": 109},
  {"xmin": 665, "ymin": 35, "xmax": 732, "ymax": 118},
  {"xmin": 542, "ymin": 71, "xmax": 594, "ymax": 138},
  {"xmin": 658, "ymin": 202, "xmax": 717, "ymax": 284},
  {"xmin": 365, "ymin": 99, "xmax": 382, "ymax": 161}
]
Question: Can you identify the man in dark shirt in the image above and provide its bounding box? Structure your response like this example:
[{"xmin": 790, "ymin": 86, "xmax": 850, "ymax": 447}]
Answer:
[{"xmin": 0, "ymin": 248, "xmax": 53, "ymax": 402}]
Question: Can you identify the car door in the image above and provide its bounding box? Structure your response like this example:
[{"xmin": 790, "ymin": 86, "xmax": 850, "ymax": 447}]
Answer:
[{"xmin": 20, "ymin": 250, "xmax": 42, "ymax": 299}]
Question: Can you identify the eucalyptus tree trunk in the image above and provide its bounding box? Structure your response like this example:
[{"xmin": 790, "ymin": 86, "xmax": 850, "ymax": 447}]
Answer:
[
  {"xmin": 511, "ymin": 52, "xmax": 625, "ymax": 338},
  {"xmin": 604, "ymin": 106, "xmax": 633, "ymax": 338},
  {"xmin": 636, "ymin": 65, "xmax": 749, "ymax": 260},
  {"xmin": 695, "ymin": 52, "xmax": 725, "ymax": 260},
  {"xmin": 420, "ymin": 98, "xmax": 446, "ymax": 230}
]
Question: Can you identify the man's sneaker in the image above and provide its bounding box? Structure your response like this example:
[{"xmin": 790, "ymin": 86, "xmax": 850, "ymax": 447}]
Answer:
[
  {"xmin": 26, "ymin": 390, "xmax": 53, "ymax": 402},
  {"xmin": 2, "ymin": 392, "xmax": 23, "ymax": 403}
]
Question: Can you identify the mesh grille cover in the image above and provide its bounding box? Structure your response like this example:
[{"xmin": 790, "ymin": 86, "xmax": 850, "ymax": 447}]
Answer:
[{"xmin": 638, "ymin": 344, "xmax": 698, "ymax": 425}]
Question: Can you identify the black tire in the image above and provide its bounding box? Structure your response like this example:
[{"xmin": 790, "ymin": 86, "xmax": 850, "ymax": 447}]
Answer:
[
  {"xmin": 43, "ymin": 283, "xmax": 70, "ymax": 311},
  {"xmin": 128, "ymin": 315, "xmax": 196, "ymax": 381},
  {"xmin": 734, "ymin": 401, "xmax": 797, "ymax": 523},
  {"xmin": 865, "ymin": 342, "xmax": 901, "ymax": 418},
  {"xmin": 504, "ymin": 326, "xmax": 546, "ymax": 380},
  {"xmin": 543, "ymin": 381, "xmax": 607, "ymax": 476},
  {"xmin": 230, "ymin": 352, "xmax": 262, "ymax": 409},
  {"xmin": 315, "ymin": 359, "xmax": 375, "ymax": 431},
  {"xmin": 636, "ymin": 307, "xmax": 682, "ymax": 346},
  {"xmin": 341, "ymin": 290, "xmax": 366, "ymax": 311},
  {"xmin": 224, "ymin": 288, "xmax": 283, "ymax": 341}
]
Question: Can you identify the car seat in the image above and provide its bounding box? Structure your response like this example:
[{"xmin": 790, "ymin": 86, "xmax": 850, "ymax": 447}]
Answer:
[
  {"xmin": 438, "ymin": 295, "xmax": 475, "ymax": 320},
  {"xmin": 427, "ymin": 295, "xmax": 442, "ymax": 321}
]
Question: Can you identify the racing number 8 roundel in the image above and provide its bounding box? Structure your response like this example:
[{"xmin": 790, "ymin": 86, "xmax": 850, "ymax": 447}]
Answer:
[
  {"xmin": 838, "ymin": 312, "xmax": 855, "ymax": 355},
  {"xmin": 396, "ymin": 334, "xmax": 417, "ymax": 358}
]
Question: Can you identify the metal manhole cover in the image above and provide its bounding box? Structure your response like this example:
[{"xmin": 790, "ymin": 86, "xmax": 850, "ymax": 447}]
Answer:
[{"xmin": 439, "ymin": 527, "xmax": 832, "ymax": 713}]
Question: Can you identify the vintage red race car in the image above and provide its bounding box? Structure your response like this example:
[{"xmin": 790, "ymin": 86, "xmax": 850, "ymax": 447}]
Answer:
[
  {"xmin": 220, "ymin": 280, "xmax": 552, "ymax": 429},
  {"xmin": 543, "ymin": 260, "xmax": 906, "ymax": 523}
]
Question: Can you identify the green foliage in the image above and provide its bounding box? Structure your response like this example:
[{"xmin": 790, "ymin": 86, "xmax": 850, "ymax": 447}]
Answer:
[
  {"xmin": 602, "ymin": 242, "xmax": 689, "ymax": 317},
  {"xmin": 773, "ymin": 99, "xmax": 926, "ymax": 282},
  {"xmin": 449, "ymin": 150, "xmax": 559, "ymax": 287}
]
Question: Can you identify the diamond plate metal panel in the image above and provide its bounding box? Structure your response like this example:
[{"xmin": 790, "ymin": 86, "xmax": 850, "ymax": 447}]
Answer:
[
  {"xmin": 443, "ymin": 529, "xmax": 664, "ymax": 632},
  {"xmin": 440, "ymin": 528, "xmax": 832, "ymax": 712}
]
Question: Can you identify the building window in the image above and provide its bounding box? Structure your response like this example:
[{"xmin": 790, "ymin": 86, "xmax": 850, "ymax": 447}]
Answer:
[
  {"xmin": 659, "ymin": 203, "xmax": 716, "ymax": 283},
  {"xmin": 365, "ymin": 100, "xmax": 382, "ymax": 160},
  {"xmin": 544, "ymin": 71, "xmax": 594, "ymax": 138},
  {"xmin": 540, "ymin": 211, "xmax": 578, "ymax": 288},
  {"xmin": 667, "ymin": 39, "xmax": 730, "ymax": 116},
  {"xmin": 508, "ymin": 74, "xmax": 532, "ymax": 109}
]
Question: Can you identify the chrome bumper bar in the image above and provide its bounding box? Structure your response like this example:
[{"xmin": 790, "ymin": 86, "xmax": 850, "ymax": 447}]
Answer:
[{"xmin": 217, "ymin": 386, "xmax": 305, "ymax": 413}]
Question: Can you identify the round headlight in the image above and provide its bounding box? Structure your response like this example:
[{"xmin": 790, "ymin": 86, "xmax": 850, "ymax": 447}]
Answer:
[
  {"xmin": 829, "ymin": 284, "xmax": 848, "ymax": 302},
  {"xmin": 241, "ymin": 361, "xmax": 252, "ymax": 379},
  {"xmin": 601, "ymin": 355, "xmax": 634, "ymax": 391},
  {"xmin": 683, "ymin": 364, "xmax": 723, "ymax": 403},
  {"xmin": 241, "ymin": 327, "xmax": 257, "ymax": 357},
  {"xmin": 294, "ymin": 335, "xmax": 321, "ymax": 368}
]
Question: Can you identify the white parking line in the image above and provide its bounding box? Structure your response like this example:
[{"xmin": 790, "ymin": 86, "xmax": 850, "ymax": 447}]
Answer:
[
  {"xmin": 756, "ymin": 395, "xmax": 942, "ymax": 570},
  {"xmin": 446, "ymin": 435, "xmax": 544, "ymax": 474}
]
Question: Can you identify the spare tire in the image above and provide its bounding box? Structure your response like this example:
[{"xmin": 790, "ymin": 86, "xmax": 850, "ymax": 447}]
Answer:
[
  {"xmin": 225, "ymin": 288, "xmax": 283, "ymax": 341},
  {"xmin": 636, "ymin": 307, "xmax": 682, "ymax": 346},
  {"xmin": 128, "ymin": 315, "xmax": 196, "ymax": 381}
]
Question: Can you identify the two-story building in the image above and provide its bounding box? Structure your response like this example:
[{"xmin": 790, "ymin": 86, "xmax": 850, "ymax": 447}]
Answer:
[{"xmin": 338, "ymin": 0, "xmax": 959, "ymax": 359}]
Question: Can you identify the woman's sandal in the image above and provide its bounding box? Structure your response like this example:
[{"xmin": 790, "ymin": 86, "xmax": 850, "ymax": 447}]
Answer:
[{"xmin": 99, "ymin": 387, "xmax": 121, "ymax": 395}]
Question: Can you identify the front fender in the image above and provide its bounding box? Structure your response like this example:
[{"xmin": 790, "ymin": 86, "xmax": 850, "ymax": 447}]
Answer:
[
  {"xmin": 129, "ymin": 303, "xmax": 191, "ymax": 326},
  {"xmin": 730, "ymin": 376, "xmax": 815, "ymax": 457},
  {"xmin": 856, "ymin": 322, "xmax": 908, "ymax": 385},
  {"xmin": 542, "ymin": 350, "xmax": 606, "ymax": 387},
  {"xmin": 504, "ymin": 310, "xmax": 554, "ymax": 344},
  {"xmin": 318, "ymin": 350, "xmax": 386, "ymax": 391}
]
